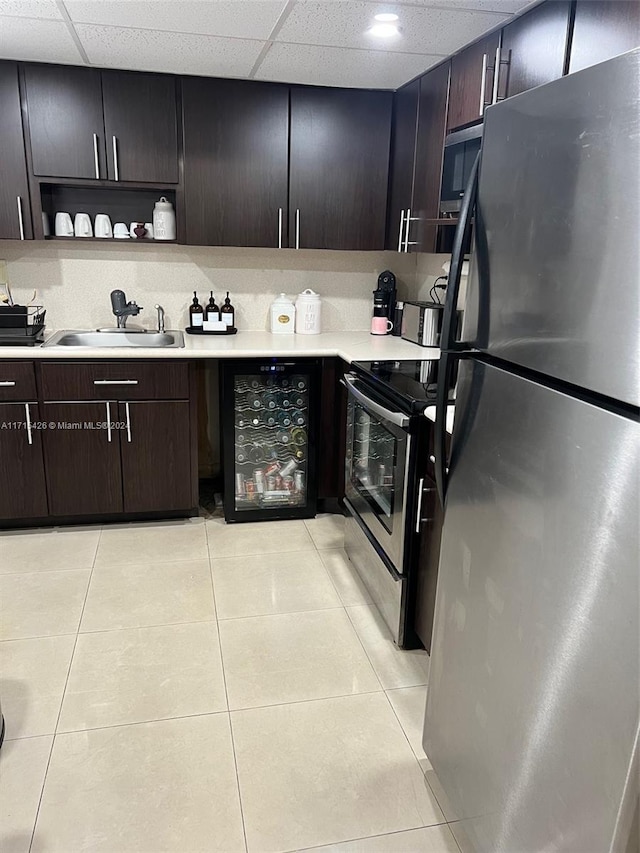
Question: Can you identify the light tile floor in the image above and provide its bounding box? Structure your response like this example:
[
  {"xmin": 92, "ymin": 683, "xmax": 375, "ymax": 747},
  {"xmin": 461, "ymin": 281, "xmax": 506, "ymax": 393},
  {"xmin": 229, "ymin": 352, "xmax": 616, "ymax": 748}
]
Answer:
[{"xmin": 0, "ymin": 514, "xmax": 459, "ymax": 853}]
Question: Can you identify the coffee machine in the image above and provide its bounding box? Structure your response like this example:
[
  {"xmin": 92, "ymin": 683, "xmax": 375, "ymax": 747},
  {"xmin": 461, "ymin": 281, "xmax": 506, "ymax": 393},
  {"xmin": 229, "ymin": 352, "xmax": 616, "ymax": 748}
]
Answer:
[{"xmin": 371, "ymin": 270, "xmax": 396, "ymax": 335}]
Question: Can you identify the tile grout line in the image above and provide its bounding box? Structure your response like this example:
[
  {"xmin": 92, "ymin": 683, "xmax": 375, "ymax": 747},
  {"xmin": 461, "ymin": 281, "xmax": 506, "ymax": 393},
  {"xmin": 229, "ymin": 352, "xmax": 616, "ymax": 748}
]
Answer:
[
  {"xmin": 205, "ymin": 522, "xmax": 249, "ymax": 853},
  {"xmin": 27, "ymin": 526, "xmax": 103, "ymax": 853},
  {"xmin": 291, "ymin": 819, "xmax": 452, "ymax": 853}
]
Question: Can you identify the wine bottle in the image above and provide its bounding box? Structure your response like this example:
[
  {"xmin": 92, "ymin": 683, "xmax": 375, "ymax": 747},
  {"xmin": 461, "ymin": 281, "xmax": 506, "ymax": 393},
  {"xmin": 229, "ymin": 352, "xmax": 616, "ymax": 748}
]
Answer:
[
  {"xmin": 189, "ymin": 291, "xmax": 204, "ymax": 327},
  {"xmin": 206, "ymin": 291, "xmax": 220, "ymax": 321},
  {"xmin": 221, "ymin": 291, "xmax": 235, "ymax": 327}
]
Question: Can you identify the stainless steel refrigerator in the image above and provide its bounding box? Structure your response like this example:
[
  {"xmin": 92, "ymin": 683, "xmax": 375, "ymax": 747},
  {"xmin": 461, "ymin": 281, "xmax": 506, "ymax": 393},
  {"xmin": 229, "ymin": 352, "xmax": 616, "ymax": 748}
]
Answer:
[{"xmin": 424, "ymin": 50, "xmax": 640, "ymax": 853}]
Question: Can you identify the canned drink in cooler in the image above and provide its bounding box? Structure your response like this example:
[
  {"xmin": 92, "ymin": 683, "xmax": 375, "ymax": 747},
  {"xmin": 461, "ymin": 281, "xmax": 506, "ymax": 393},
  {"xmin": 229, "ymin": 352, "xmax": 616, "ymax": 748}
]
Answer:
[
  {"xmin": 266, "ymin": 475, "xmax": 277, "ymax": 491},
  {"xmin": 245, "ymin": 479, "xmax": 257, "ymax": 498},
  {"xmin": 264, "ymin": 461, "xmax": 281, "ymax": 477},
  {"xmin": 235, "ymin": 473, "xmax": 246, "ymax": 497},
  {"xmin": 282, "ymin": 476, "xmax": 294, "ymax": 492},
  {"xmin": 280, "ymin": 458, "xmax": 298, "ymax": 477},
  {"xmin": 275, "ymin": 475, "xmax": 284, "ymax": 490},
  {"xmin": 254, "ymin": 470, "xmax": 265, "ymax": 494},
  {"xmin": 294, "ymin": 471, "xmax": 305, "ymax": 493}
]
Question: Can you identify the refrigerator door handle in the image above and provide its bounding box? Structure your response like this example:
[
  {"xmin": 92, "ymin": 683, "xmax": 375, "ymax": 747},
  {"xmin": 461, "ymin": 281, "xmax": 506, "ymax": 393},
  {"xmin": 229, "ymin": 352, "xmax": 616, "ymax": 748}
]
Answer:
[
  {"xmin": 434, "ymin": 351, "xmax": 457, "ymax": 506},
  {"xmin": 441, "ymin": 151, "xmax": 480, "ymax": 353}
]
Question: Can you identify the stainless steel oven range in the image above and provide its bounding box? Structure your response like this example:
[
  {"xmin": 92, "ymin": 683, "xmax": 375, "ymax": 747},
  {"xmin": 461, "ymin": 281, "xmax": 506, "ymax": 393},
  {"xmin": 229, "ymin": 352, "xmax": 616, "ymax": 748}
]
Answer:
[{"xmin": 343, "ymin": 358, "xmax": 449, "ymax": 648}]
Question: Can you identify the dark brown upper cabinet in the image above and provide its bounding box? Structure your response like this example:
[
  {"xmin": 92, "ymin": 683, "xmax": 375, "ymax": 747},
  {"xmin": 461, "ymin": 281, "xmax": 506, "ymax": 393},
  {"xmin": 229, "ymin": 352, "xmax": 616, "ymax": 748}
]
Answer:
[
  {"xmin": 24, "ymin": 64, "xmax": 105, "ymax": 180},
  {"xmin": 24, "ymin": 64, "xmax": 178, "ymax": 183},
  {"xmin": 447, "ymin": 31, "xmax": 500, "ymax": 131},
  {"xmin": 182, "ymin": 77, "xmax": 289, "ymax": 248},
  {"xmin": 102, "ymin": 70, "xmax": 179, "ymax": 184},
  {"xmin": 569, "ymin": 0, "xmax": 640, "ymax": 74},
  {"xmin": 386, "ymin": 79, "xmax": 420, "ymax": 252},
  {"xmin": 498, "ymin": 1, "xmax": 571, "ymax": 100},
  {"xmin": 411, "ymin": 61, "xmax": 451, "ymax": 254},
  {"xmin": 0, "ymin": 61, "xmax": 32, "ymax": 240},
  {"xmin": 289, "ymin": 86, "xmax": 393, "ymax": 251}
]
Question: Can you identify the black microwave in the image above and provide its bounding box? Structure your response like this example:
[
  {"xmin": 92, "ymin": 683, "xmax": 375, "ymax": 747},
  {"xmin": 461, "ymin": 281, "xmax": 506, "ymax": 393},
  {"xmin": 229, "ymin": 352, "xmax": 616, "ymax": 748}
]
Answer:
[{"xmin": 440, "ymin": 125, "xmax": 483, "ymax": 214}]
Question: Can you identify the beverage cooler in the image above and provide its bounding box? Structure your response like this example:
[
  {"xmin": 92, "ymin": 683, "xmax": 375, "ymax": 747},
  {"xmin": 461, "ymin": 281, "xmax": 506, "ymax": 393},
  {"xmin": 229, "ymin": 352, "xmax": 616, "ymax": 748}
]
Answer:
[{"xmin": 220, "ymin": 359, "xmax": 320, "ymax": 522}]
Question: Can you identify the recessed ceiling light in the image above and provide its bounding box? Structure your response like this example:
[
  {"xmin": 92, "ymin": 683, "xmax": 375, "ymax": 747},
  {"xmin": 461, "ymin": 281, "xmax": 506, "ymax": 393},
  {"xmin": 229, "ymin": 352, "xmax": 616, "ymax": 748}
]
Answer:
[
  {"xmin": 369, "ymin": 21, "xmax": 400, "ymax": 38},
  {"xmin": 374, "ymin": 13, "xmax": 399, "ymax": 22}
]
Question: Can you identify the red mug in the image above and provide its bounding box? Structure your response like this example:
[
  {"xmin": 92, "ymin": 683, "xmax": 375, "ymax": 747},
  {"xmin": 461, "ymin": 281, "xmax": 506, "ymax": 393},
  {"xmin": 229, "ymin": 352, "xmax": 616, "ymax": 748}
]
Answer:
[{"xmin": 371, "ymin": 316, "xmax": 393, "ymax": 335}]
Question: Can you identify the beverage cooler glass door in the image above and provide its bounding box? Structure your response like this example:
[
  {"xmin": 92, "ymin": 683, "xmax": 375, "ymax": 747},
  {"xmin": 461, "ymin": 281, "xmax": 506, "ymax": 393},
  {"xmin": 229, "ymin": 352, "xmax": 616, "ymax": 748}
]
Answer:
[
  {"xmin": 344, "ymin": 376, "xmax": 410, "ymax": 573},
  {"xmin": 221, "ymin": 359, "xmax": 319, "ymax": 522}
]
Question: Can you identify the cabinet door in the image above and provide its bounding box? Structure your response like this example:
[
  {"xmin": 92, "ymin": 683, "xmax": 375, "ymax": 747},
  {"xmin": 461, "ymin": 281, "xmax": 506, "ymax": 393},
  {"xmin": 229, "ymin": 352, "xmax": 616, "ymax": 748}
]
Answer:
[
  {"xmin": 386, "ymin": 79, "xmax": 419, "ymax": 251},
  {"xmin": 569, "ymin": 0, "xmax": 640, "ymax": 74},
  {"xmin": 0, "ymin": 403, "xmax": 47, "ymax": 520},
  {"xmin": 182, "ymin": 78, "xmax": 289, "ymax": 247},
  {"xmin": 102, "ymin": 70, "xmax": 178, "ymax": 183},
  {"xmin": 289, "ymin": 87, "xmax": 392, "ymax": 250},
  {"xmin": 119, "ymin": 400, "xmax": 192, "ymax": 513},
  {"xmin": 24, "ymin": 64, "xmax": 105, "ymax": 179},
  {"xmin": 0, "ymin": 62, "xmax": 32, "ymax": 240},
  {"xmin": 411, "ymin": 62, "xmax": 451, "ymax": 254},
  {"xmin": 447, "ymin": 31, "xmax": 500, "ymax": 131},
  {"xmin": 499, "ymin": 1, "xmax": 571, "ymax": 99},
  {"xmin": 42, "ymin": 402, "xmax": 123, "ymax": 517}
]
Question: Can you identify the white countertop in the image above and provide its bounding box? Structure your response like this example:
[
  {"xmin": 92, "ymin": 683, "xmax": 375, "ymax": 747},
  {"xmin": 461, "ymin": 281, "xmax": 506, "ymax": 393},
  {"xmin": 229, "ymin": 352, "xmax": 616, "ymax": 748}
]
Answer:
[
  {"xmin": 0, "ymin": 330, "xmax": 438, "ymax": 364},
  {"xmin": 424, "ymin": 404, "xmax": 455, "ymax": 435}
]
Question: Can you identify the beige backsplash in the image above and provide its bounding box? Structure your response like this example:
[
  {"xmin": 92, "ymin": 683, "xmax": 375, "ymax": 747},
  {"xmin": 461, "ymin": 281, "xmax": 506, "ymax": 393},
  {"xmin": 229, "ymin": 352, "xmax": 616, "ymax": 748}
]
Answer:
[{"xmin": 0, "ymin": 241, "xmax": 431, "ymax": 333}]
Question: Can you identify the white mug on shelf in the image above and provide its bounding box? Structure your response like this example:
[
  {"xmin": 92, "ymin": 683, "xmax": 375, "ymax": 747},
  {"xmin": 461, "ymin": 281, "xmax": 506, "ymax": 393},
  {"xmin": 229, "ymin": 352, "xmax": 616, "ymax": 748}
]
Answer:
[
  {"xmin": 54, "ymin": 212, "xmax": 73, "ymax": 237},
  {"xmin": 113, "ymin": 222, "xmax": 130, "ymax": 239},
  {"xmin": 144, "ymin": 222, "xmax": 154, "ymax": 240},
  {"xmin": 94, "ymin": 214, "xmax": 113, "ymax": 238},
  {"xmin": 74, "ymin": 212, "xmax": 93, "ymax": 238}
]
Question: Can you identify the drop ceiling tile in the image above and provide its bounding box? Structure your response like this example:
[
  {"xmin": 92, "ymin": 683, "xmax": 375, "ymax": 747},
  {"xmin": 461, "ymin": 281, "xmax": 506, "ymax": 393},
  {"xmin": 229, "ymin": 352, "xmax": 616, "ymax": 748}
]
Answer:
[
  {"xmin": 396, "ymin": 0, "xmax": 529, "ymax": 12},
  {"xmin": 0, "ymin": 0, "xmax": 61, "ymax": 19},
  {"xmin": 276, "ymin": 1, "xmax": 512, "ymax": 56},
  {"xmin": 75, "ymin": 24, "xmax": 264, "ymax": 77},
  {"xmin": 255, "ymin": 42, "xmax": 441, "ymax": 89},
  {"xmin": 65, "ymin": 0, "xmax": 287, "ymax": 40},
  {"xmin": 0, "ymin": 16, "xmax": 83, "ymax": 63}
]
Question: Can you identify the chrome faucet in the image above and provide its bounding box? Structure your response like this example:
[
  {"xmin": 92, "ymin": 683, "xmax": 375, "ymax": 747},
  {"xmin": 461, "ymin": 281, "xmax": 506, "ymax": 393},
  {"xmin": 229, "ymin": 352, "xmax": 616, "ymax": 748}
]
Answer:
[
  {"xmin": 155, "ymin": 304, "xmax": 165, "ymax": 333},
  {"xmin": 110, "ymin": 289, "xmax": 142, "ymax": 329}
]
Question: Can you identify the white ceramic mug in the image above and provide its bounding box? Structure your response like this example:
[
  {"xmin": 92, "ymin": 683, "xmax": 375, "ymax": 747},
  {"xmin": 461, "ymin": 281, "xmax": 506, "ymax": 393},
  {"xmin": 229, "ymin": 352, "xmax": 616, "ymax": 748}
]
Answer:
[
  {"xmin": 144, "ymin": 222, "xmax": 154, "ymax": 240},
  {"xmin": 113, "ymin": 222, "xmax": 130, "ymax": 239},
  {"xmin": 74, "ymin": 212, "xmax": 92, "ymax": 238},
  {"xmin": 94, "ymin": 214, "xmax": 113, "ymax": 238},
  {"xmin": 54, "ymin": 212, "xmax": 73, "ymax": 237}
]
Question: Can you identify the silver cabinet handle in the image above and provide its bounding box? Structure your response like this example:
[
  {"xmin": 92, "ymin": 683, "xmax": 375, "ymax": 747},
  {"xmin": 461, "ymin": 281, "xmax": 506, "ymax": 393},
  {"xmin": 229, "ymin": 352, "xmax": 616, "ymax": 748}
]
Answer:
[
  {"xmin": 24, "ymin": 403, "xmax": 33, "ymax": 446},
  {"xmin": 93, "ymin": 133, "xmax": 100, "ymax": 179},
  {"xmin": 0, "ymin": 381, "xmax": 16, "ymax": 387},
  {"xmin": 479, "ymin": 53, "xmax": 488, "ymax": 116},
  {"xmin": 295, "ymin": 208, "xmax": 300, "ymax": 250},
  {"xmin": 343, "ymin": 374, "xmax": 409, "ymax": 428},
  {"xmin": 125, "ymin": 401, "xmax": 132, "ymax": 443},
  {"xmin": 415, "ymin": 477, "xmax": 424, "ymax": 533},
  {"xmin": 93, "ymin": 379, "xmax": 138, "ymax": 385},
  {"xmin": 16, "ymin": 196, "xmax": 25, "ymax": 240},
  {"xmin": 105, "ymin": 401, "xmax": 112, "ymax": 443},
  {"xmin": 491, "ymin": 46, "xmax": 501, "ymax": 105},
  {"xmin": 278, "ymin": 207, "xmax": 283, "ymax": 249},
  {"xmin": 403, "ymin": 207, "xmax": 411, "ymax": 252},
  {"xmin": 112, "ymin": 135, "xmax": 119, "ymax": 181},
  {"xmin": 397, "ymin": 209, "xmax": 405, "ymax": 252}
]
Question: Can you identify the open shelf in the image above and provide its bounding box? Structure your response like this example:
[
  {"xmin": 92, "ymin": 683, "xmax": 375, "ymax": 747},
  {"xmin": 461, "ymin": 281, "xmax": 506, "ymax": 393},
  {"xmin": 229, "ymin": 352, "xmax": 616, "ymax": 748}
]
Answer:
[{"xmin": 44, "ymin": 236, "xmax": 176, "ymax": 244}]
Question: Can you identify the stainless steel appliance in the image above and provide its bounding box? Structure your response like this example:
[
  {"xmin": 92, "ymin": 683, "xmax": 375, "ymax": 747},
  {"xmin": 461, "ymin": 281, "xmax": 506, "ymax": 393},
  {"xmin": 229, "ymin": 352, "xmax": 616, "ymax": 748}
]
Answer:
[
  {"xmin": 440, "ymin": 125, "xmax": 483, "ymax": 215},
  {"xmin": 401, "ymin": 301, "xmax": 444, "ymax": 347},
  {"xmin": 343, "ymin": 358, "xmax": 447, "ymax": 647},
  {"xmin": 424, "ymin": 51, "xmax": 640, "ymax": 853}
]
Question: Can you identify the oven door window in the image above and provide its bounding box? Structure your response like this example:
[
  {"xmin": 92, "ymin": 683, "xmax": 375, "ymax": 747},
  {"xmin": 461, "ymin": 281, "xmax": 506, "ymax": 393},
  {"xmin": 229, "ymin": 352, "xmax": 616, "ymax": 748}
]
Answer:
[{"xmin": 351, "ymin": 402, "xmax": 398, "ymax": 533}]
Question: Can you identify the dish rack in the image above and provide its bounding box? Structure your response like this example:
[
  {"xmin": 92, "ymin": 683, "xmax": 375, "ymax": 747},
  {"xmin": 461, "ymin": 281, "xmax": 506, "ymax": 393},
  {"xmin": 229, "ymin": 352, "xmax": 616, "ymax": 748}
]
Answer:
[{"xmin": 0, "ymin": 305, "xmax": 46, "ymax": 346}]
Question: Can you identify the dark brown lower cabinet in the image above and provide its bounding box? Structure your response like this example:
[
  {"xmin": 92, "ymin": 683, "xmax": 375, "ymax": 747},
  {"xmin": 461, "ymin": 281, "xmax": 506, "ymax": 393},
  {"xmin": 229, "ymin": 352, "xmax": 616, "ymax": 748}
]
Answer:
[
  {"xmin": 414, "ymin": 474, "xmax": 442, "ymax": 654},
  {"xmin": 42, "ymin": 401, "xmax": 123, "ymax": 517},
  {"xmin": 0, "ymin": 402, "xmax": 47, "ymax": 519},
  {"xmin": 119, "ymin": 400, "xmax": 192, "ymax": 513}
]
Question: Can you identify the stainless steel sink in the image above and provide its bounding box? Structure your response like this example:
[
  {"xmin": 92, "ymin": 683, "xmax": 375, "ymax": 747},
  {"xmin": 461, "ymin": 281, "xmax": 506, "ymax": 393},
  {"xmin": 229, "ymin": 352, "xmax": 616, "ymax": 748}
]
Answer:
[{"xmin": 44, "ymin": 330, "xmax": 185, "ymax": 348}]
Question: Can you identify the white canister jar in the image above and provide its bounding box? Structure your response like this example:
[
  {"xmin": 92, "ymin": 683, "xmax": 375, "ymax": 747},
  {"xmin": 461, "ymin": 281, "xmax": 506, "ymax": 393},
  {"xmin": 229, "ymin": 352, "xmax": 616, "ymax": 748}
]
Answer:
[
  {"xmin": 270, "ymin": 293, "xmax": 295, "ymax": 335},
  {"xmin": 152, "ymin": 196, "xmax": 176, "ymax": 241},
  {"xmin": 295, "ymin": 289, "xmax": 321, "ymax": 335}
]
